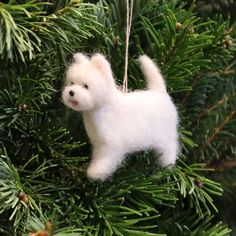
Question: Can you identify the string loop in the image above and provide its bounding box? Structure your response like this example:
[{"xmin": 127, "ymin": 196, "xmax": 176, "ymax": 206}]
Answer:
[{"xmin": 122, "ymin": 0, "xmax": 133, "ymax": 93}]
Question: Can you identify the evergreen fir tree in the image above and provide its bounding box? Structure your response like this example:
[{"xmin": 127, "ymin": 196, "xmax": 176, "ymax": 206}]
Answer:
[{"xmin": 0, "ymin": 0, "xmax": 235, "ymax": 235}]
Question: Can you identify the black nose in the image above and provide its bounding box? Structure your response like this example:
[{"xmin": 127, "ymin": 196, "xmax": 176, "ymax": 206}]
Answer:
[{"xmin": 69, "ymin": 90, "xmax": 74, "ymax": 97}]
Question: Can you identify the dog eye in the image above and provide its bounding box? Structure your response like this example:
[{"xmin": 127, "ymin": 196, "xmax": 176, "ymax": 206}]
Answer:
[
  {"xmin": 83, "ymin": 84, "xmax": 89, "ymax": 89},
  {"xmin": 69, "ymin": 82, "xmax": 74, "ymax": 85}
]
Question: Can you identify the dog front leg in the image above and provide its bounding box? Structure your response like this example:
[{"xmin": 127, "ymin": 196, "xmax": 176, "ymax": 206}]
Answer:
[{"xmin": 87, "ymin": 147, "xmax": 124, "ymax": 181}]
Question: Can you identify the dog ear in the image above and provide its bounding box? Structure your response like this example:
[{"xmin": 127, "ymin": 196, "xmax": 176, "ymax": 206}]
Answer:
[
  {"xmin": 73, "ymin": 53, "xmax": 89, "ymax": 64},
  {"xmin": 91, "ymin": 54, "xmax": 112, "ymax": 78}
]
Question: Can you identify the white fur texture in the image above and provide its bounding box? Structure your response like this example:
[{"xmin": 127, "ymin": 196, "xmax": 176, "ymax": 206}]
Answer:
[{"xmin": 62, "ymin": 53, "xmax": 179, "ymax": 181}]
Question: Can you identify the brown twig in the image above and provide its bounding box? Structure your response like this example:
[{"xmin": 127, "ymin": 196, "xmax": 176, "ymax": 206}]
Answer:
[
  {"xmin": 206, "ymin": 69, "xmax": 235, "ymax": 77},
  {"xmin": 206, "ymin": 159, "xmax": 236, "ymax": 171},
  {"xmin": 198, "ymin": 95, "xmax": 228, "ymax": 119},
  {"xmin": 204, "ymin": 108, "xmax": 236, "ymax": 147},
  {"xmin": 182, "ymin": 69, "xmax": 235, "ymax": 104},
  {"xmin": 181, "ymin": 74, "xmax": 201, "ymax": 104}
]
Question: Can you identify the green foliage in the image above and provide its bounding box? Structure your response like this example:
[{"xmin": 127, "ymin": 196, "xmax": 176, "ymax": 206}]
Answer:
[
  {"xmin": 0, "ymin": 152, "xmax": 227, "ymax": 235},
  {"xmin": 186, "ymin": 75, "xmax": 236, "ymax": 162},
  {"xmin": 23, "ymin": 215, "xmax": 85, "ymax": 236},
  {"xmin": 196, "ymin": 0, "xmax": 236, "ymax": 23},
  {"xmin": 160, "ymin": 212, "xmax": 231, "ymax": 236},
  {"xmin": 0, "ymin": 0, "xmax": 235, "ymax": 235},
  {"xmin": 0, "ymin": 0, "xmax": 101, "ymax": 61},
  {"xmin": 0, "ymin": 148, "xmax": 42, "ymax": 234}
]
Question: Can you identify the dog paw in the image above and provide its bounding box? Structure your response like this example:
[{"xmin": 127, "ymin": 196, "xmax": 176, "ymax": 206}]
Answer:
[{"xmin": 87, "ymin": 165, "xmax": 110, "ymax": 181}]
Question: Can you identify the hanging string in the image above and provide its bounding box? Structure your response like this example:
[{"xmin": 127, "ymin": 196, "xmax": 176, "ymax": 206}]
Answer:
[{"xmin": 123, "ymin": 0, "xmax": 133, "ymax": 93}]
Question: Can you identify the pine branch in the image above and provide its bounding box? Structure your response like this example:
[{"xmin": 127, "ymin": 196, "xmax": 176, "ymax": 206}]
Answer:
[
  {"xmin": 0, "ymin": 147, "xmax": 42, "ymax": 234},
  {"xmin": 185, "ymin": 72, "xmax": 236, "ymax": 162},
  {"xmin": 207, "ymin": 159, "xmax": 236, "ymax": 171},
  {"xmin": 23, "ymin": 216, "xmax": 84, "ymax": 236},
  {"xmin": 198, "ymin": 94, "xmax": 230, "ymax": 119},
  {"xmin": 0, "ymin": 0, "xmax": 101, "ymax": 61},
  {"xmin": 205, "ymin": 108, "xmax": 236, "ymax": 147},
  {"xmin": 0, "ymin": 0, "xmax": 235, "ymax": 234},
  {"xmin": 159, "ymin": 210, "xmax": 231, "ymax": 236}
]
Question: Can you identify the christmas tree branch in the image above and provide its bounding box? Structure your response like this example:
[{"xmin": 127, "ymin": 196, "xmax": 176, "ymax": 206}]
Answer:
[
  {"xmin": 0, "ymin": 0, "xmax": 101, "ymax": 61},
  {"xmin": 205, "ymin": 108, "xmax": 236, "ymax": 147},
  {"xmin": 198, "ymin": 92, "xmax": 236, "ymax": 119},
  {"xmin": 207, "ymin": 159, "xmax": 236, "ymax": 171}
]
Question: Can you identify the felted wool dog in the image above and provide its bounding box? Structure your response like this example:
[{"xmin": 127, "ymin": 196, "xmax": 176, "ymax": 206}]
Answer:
[{"xmin": 62, "ymin": 53, "xmax": 179, "ymax": 181}]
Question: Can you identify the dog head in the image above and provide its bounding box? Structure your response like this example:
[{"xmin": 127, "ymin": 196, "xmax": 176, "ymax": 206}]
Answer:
[{"xmin": 62, "ymin": 53, "xmax": 116, "ymax": 112}]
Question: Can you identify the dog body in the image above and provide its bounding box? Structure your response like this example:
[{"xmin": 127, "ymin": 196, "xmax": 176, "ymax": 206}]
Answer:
[{"xmin": 62, "ymin": 53, "xmax": 179, "ymax": 181}]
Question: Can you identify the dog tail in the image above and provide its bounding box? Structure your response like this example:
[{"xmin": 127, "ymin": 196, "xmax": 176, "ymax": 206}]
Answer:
[{"xmin": 139, "ymin": 55, "xmax": 166, "ymax": 93}]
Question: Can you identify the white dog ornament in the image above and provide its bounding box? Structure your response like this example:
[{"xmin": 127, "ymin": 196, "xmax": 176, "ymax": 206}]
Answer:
[{"xmin": 62, "ymin": 53, "xmax": 179, "ymax": 181}]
